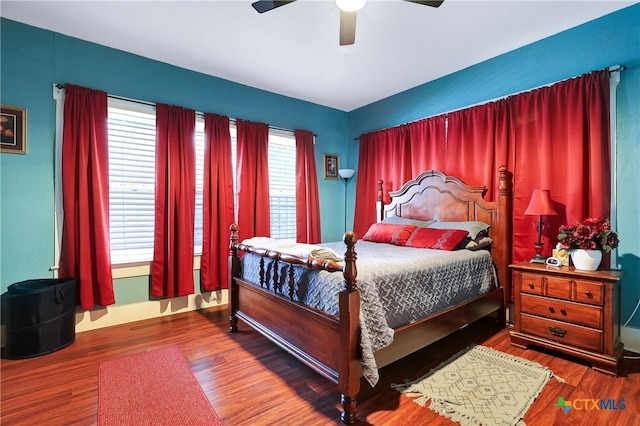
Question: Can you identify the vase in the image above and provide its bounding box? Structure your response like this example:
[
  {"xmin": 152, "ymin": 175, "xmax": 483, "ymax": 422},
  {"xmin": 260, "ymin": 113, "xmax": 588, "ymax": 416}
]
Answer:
[{"xmin": 571, "ymin": 249, "xmax": 602, "ymax": 271}]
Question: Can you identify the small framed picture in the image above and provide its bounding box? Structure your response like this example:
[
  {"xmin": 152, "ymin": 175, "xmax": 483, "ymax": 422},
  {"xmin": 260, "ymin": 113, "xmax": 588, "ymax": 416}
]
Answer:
[
  {"xmin": 323, "ymin": 154, "xmax": 339, "ymax": 179},
  {"xmin": 1, "ymin": 105, "xmax": 27, "ymax": 154}
]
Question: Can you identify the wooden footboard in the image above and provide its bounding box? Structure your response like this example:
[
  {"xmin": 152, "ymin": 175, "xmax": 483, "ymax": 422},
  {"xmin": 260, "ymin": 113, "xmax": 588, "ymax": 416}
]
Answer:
[{"xmin": 229, "ymin": 225, "xmax": 361, "ymax": 424}]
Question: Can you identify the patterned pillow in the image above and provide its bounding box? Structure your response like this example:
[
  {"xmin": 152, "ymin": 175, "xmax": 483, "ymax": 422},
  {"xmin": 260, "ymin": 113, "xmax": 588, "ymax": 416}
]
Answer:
[
  {"xmin": 363, "ymin": 223, "xmax": 417, "ymax": 246},
  {"xmin": 381, "ymin": 215, "xmax": 436, "ymax": 228},
  {"xmin": 405, "ymin": 228, "xmax": 469, "ymax": 251},
  {"xmin": 460, "ymin": 235, "xmax": 494, "ymax": 251},
  {"xmin": 428, "ymin": 221, "xmax": 490, "ymax": 239}
]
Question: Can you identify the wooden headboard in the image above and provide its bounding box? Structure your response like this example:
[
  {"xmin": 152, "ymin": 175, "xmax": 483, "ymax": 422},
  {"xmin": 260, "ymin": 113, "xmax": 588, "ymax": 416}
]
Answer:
[{"xmin": 375, "ymin": 166, "xmax": 512, "ymax": 293}]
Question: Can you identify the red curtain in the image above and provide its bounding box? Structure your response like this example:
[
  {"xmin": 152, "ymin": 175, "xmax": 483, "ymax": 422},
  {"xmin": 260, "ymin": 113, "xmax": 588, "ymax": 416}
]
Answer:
[
  {"xmin": 353, "ymin": 117, "xmax": 446, "ymax": 237},
  {"xmin": 236, "ymin": 119, "xmax": 270, "ymax": 241},
  {"xmin": 353, "ymin": 126, "xmax": 412, "ymax": 236},
  {"xmin": 59, "ymin": 84, "xmax": 115, "ymax": 310},
  {"xmin": 510, "ymin": 70, "xmax": 611, "ymax": 265},
  {"xmin": 201, "ymin": 113, "xmax": 234, "ymax": 291},
  {"xmin": 447, "ymin": 100, "xmax": 511, "ymax": 200},
  {"xmin": 151, "ymin": 104, "xmax": 196, "ymax": 298},
  {"xmin": 295, "ymin": 129, "xmax": 321, "ymax": 243},
  {"xmin": 408, "ymin": 115, "xmax": 448, "ymax": 174}
]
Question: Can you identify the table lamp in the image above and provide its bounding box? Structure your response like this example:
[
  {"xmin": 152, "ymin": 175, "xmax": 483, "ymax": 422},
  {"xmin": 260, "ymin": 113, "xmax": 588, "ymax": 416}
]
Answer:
[{"xmin": 524, "ymin": 189, "xmax": 557, "ymax": 263}]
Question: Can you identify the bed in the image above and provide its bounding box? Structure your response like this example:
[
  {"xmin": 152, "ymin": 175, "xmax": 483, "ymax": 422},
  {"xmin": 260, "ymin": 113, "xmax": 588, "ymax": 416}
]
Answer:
[{"xmin": 228, "ymin": 166, "xmax": 512, "ymax": 424}]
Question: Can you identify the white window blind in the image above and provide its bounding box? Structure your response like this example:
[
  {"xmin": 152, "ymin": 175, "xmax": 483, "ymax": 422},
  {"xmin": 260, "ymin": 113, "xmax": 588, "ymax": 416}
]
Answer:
[
  {"xmin": 268, "ymin": 132, "xmax": 296, "ymax": 239},
  {"xmin": 107, "ymin": 102, "xmax": 156, "ymax": 264},
  {"xmin": 194, "ymin": 118, "xmax": 204, "ymax": 254}
]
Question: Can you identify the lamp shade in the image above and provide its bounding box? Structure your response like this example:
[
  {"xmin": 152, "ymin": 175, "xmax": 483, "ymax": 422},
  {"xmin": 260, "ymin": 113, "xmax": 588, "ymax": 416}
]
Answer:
[
  {"xmin": 338, "ymin": 168, "xmax": 355, "ymax": 180},
  {"xmin": 336, "ymin": 0, "xmax": 367, "ymax": 12},
  {"xmin": 524, "ymin": 189, "xmax": 558, "ymax": 216}
]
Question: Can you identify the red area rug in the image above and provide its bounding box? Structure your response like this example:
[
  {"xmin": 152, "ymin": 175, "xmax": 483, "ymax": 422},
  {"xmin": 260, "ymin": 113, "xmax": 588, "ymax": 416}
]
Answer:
[{"xmin": 98, "ymin": 345, "xmax": 223, "ymax": 425}]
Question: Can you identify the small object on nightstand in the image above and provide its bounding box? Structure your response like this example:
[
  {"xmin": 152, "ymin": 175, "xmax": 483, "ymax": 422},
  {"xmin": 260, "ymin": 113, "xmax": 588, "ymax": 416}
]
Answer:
[
  {"xmin": 545, "ymin": 257, "xmax": 561, "ymax": 266},
  {"xmin": 552, "ymin": 243, "xmax": 570, "ymax": 266}
]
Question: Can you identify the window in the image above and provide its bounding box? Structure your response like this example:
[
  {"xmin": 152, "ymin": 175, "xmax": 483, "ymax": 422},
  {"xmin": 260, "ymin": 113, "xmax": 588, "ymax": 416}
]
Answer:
[
  {"xmin": 194, "ymin": 118, "xmax": 204, "ymax": 253},
  {"xmin": 106, "ymin": 98, "xmax": 296, "ymax": 265},
  {"xmin": 107, "ymin": 101, "xmax": 156, "ymax": 264},
  {"xmin": 268, "ymin": 131, "xmax": 297, "ymax": 239}
]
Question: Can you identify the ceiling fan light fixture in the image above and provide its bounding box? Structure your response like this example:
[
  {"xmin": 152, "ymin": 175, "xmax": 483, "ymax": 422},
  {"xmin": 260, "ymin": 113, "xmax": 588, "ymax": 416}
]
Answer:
[{"xmin": 336, "ymin": 0, "xmax": 367, "ymax": 12}]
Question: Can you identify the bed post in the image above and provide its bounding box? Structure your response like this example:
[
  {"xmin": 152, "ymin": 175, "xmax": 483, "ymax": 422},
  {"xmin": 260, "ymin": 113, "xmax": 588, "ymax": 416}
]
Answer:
[
  {"xmin": 376, "ymin": 179, "xmax": 385, "ymax": 222},
  {"xmin": 338, "ymin": 231, "xmax": 360, "ymax": 425},
  {"xmin": 496, "ymin": 165, "xmax": 512, "ymax": 327},
  {"xmin": 229, "ymin": 224, "xmax": 240, "ymax": 333}
]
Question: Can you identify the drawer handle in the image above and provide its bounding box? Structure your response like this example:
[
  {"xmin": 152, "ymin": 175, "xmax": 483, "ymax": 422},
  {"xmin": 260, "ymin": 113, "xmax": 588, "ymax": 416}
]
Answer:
[
  {"xmin": 549, "ymin": 326, "xmax": 567, "ymax": 337},
  {"xmin": 548, "ymin": 307, "xmax": 555, "ymax": 314},
  {"xmin": 528, "ymin": 282, "xmax": 535, "ymax": 289},
  {"xmin": 560, "ymin": 309, "xmax": 567, "ymax": 316},
  {"xmin": 585, "ymin": 290, "xmax": 593, "ymax": 298}
]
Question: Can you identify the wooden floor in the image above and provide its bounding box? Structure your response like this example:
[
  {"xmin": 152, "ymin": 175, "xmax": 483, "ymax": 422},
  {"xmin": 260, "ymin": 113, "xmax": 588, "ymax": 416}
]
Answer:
[{"xmin": 2, "ymin": 307, "xmax": 639, "ymax": 425}]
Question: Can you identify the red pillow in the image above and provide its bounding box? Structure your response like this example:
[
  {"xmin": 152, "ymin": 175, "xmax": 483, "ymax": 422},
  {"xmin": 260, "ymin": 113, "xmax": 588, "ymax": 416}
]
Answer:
[
  {"xmin": 362, "ymin": 223, "xmax": 417, "ymax": 246},
  {"xmin": 405, "ymin": 228, "xmax": 469, "ymax": 251}
]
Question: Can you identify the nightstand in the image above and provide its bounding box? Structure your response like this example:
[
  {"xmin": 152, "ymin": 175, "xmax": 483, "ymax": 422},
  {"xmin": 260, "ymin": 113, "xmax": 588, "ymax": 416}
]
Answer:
[{"xmin": 510, "ymin": 261, "xmax": 624, "ymax": 376}]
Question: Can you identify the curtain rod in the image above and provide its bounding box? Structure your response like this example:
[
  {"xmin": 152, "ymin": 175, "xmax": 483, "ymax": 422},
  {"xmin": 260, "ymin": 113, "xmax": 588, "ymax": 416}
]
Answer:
[
  {"xmin": 352, "ymin": 64, "xmax": 627, "ymax": 141},
  {"xmin": 55, "ymin": 84, "xmax": 315, "ymax": 137}
]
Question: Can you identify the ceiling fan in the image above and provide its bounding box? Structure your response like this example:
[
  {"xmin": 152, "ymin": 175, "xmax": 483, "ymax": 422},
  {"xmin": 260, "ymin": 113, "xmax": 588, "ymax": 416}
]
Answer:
[{"xmin": 251, "ymin": 0, "xmax": 444, "ymax": 46}]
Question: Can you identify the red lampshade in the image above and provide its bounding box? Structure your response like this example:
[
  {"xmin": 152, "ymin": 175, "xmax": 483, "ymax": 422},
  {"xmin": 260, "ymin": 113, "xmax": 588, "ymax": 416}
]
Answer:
[{"xmin": 524, "ymin": 189, "xmax": 558, "ymax": 216}]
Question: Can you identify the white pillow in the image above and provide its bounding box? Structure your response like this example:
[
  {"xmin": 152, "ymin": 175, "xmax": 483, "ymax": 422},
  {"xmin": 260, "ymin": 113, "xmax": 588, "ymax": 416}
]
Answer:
[{"xmin": 381, "ymin": 215, "xmax": 435, "ymax": 228}]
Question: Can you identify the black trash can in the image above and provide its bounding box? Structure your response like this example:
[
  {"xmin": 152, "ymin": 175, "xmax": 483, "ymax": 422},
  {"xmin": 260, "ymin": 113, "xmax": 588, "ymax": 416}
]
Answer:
[{"xmin": 3, "ymin": 278, "xmax": 77, "ymax": 359}]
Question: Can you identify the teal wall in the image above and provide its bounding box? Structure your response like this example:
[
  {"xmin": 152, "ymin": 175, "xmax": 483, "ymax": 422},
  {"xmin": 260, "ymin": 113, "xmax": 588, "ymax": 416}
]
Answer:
[
  {"xmin": 348, "ymin": 4, "xmax": 640, "ymax": 329},
  {"xmin": 0, "ymin": 18, "xmax": 349, "ymax": 304},
  {"xmin": 1, "ymin": 4, "xmax": 639, "ymax": 330}
]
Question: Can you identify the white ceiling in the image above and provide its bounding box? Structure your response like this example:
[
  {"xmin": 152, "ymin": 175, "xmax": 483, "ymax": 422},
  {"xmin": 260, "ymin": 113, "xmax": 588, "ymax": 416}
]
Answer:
[{"xmin": 1, "ymin": 0, "xmax": 635, "ymax": 111}]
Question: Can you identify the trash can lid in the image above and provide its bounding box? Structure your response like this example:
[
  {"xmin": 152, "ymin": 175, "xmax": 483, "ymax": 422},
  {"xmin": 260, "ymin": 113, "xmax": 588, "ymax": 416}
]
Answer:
[{"xmin": 7, "ymin": 278, "xmax": 76, "ymax": 295}]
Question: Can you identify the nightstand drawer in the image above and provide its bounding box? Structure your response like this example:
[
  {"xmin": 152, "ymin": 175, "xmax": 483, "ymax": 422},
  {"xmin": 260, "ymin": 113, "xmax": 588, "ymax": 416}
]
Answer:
[
  {"xmin": 574, "ymin": 281, "xmax": 604, "ymax": 305},
  {"xmin": 520, "ymin": 273, "xmax": 544, "ymax": 295},
  {"xmin": 545, "ymin": 276, "xmax": 572, "ymax": 300},
  {"xmin": 520, "ymin": 294, "xmax": 603, "ymax": 329},
  {"xmin": 520, "ymin": 313, "xmax": 603, "ymax": 352}
]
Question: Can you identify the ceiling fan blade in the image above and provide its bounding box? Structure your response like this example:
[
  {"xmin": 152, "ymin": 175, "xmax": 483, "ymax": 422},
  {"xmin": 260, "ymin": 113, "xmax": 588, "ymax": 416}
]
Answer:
[
  {"xmin": 251, "ymin": 0, "xmax": 296, "ymax": 14},
  {"xmin": 403, "ymin": 0, "xmax": 445, "ymax": 7},
  {"xmin": 339, "ymin": 10, "xmax": 357, "ymax": 46}
]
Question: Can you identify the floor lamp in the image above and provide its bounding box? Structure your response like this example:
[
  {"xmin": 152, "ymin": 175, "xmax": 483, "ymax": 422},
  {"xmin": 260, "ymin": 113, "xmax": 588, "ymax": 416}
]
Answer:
[
  {"xmin": 524, "ymin": 189, "xmax": 557, "ymax": 263},
  {"xmin": 338, "ymin": 169, "xmax": 355, "ymax": 232}
]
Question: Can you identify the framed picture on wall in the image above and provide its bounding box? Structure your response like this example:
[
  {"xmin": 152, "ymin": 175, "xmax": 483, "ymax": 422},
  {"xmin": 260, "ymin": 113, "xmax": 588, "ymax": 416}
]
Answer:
[
  {"xmin": 1, "ymin": 105, "xmax": 27, "ymax": 154},
  {"xmin": 323, "ymin": 154, "xmax": 339, "ymax": 179}
]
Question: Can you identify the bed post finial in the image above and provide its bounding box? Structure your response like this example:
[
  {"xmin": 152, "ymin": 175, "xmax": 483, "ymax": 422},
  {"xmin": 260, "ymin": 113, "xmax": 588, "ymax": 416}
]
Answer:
[
  {"xmin": 498, "ymin": 165, "xmax": 510, "ymax": 195},
  {"xmin": 230, "ymin": 223, "xmax": 239, "ymax": 250},
  {"xmin": 343, "ymin": 232, "xmax": 358, "ymax": 292},
  {"xmin": 376, "ymin": 179, "xmax": 385, "ymax": 223}
]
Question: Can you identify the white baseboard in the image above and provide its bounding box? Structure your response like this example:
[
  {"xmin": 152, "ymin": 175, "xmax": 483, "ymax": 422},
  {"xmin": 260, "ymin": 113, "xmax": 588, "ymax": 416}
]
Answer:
[
  {"xmin": 621, "ymin": 325, "xmax": 640, "ymax": 354},
  {"xmin": 75, "ymin": 290, "xmax": 228, "ymax": 333},
  {"xmin": 1, "ymin": 291, "xmax": 228, "ymax": 347}
]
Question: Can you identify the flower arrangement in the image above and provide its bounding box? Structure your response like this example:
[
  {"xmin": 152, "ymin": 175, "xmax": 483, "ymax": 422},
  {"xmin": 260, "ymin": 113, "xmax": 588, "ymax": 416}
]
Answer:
[{"xmin": 557, "ymin": 217, "xmax": 619, "ymax": 252}]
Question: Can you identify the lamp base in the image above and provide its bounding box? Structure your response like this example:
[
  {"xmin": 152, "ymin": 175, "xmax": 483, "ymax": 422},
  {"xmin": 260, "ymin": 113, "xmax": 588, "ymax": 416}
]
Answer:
[
  {"xmin": 530, "ymin": 254, "xmax": 546, "ymax": 264},
  {"xmin": 530, "ymin": 241, "xmax": 546, "ymax": 264}
]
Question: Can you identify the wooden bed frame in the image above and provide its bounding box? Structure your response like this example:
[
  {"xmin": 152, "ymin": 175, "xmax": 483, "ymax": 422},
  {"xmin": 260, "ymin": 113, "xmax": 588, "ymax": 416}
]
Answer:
[{"xmin": 229, "ymin": 166, "xmax": 512, "ymax": 424}]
